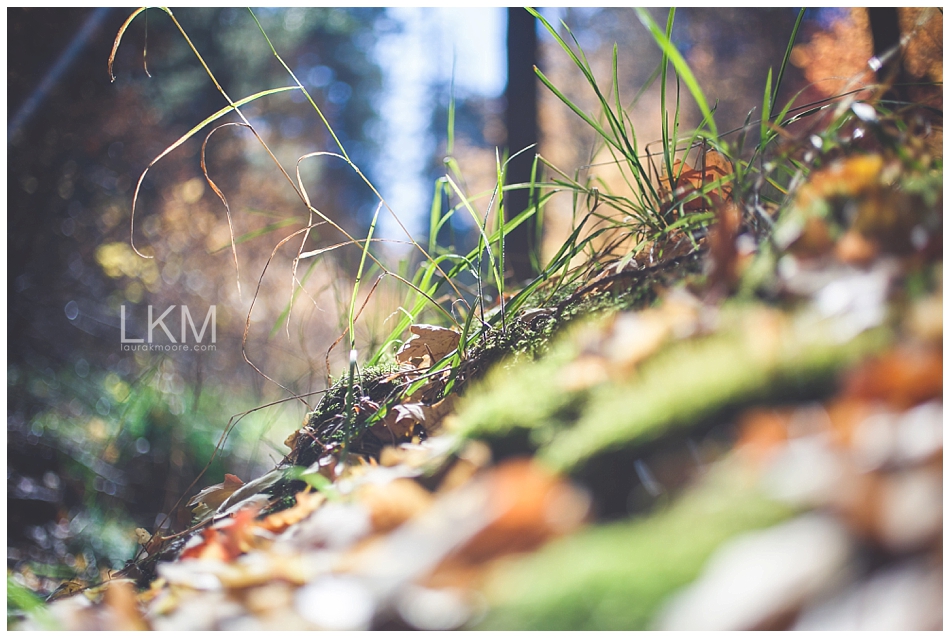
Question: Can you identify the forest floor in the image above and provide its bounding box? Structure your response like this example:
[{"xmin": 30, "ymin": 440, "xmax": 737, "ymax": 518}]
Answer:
[{"xmin": 11, "ymin": 110, "xmax": 943, "ymax": 630}]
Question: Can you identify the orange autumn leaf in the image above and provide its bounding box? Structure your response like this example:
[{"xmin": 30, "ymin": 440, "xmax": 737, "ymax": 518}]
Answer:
[
  {"xmin": 103, "ymin": 579, "xmax": 148, "ymax": 631},
  {"xmin": 453, "ymin": 459, "xmax": 589, "ymax": 563},
  {"xmin": 794, "ymin": 154, "xmax": 883, "ymax": 211},
  {"xmin": 180, "ymin": 506, "xmax": 261, "ymax": 562},
  {"xmin": 842, "ymin": 347, "xmax": 942, "ymax": 409},
  {"xmin": 259, "ymin": 489, "xmax": 325, "ymax": 534},
  {"xmin": 735, "ymin": 409, "xmax": 791, "ymax": 466},
  {"xmin": 179, "ymin": 527, "xmax": 231, "ymax": 562},
  {"xmin": 665, "ymin": 149, "xmax": 734, "ymax": 213}
]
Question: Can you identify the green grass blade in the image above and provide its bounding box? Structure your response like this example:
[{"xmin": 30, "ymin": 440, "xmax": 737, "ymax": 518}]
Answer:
[
  {"xmin": 660, "ymin": 9, "xmax": 676, "ymax": 183},
  {"xmin": 7, "ymin": 575, "xmax": 58, "ymax": 630},
  {"xmin": 447, "ymin": 58, "xmax": 457, "ymax": 156},
  {"xmin": 428, "ymin": 178, "xmax": 447, "ymax": 254},
  {"xmin": 772, "ymin": 8, "xmax": 805, "ymax": 118},
  {"xmin": 348, "ymin": 203, "xmax": 381, "ymax": 351},
  {"xmin": 128, "ymin": 86, "xmax": 297, "ymax": 257},
  {"xmin": 248, "ymin": 9, "xmax": 350, "ymax": 162},
  {"xmin": 495, "ymin": 148, "xmax": 507, "ymax": 330},
  {"xmin": 635, "ymin": 8, "xmax": 717, "ymax": 138},
  {"xmin": 761, "ymin": 66, "xmax": 774, "ymax": 144}
]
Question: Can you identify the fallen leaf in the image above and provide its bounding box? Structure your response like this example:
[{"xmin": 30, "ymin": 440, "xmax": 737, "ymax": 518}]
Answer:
[
  {"xmin": 217, "ymin": 469, "xmax": 284, "ymax": 513},
  {"xmin": 664, "ymin": 149, "xmax": 734, "ymax": 214},
  {"xmin": 450, "ymin": 459, "xmax": 589, "ymax": 564},
  {"xmin": 371, "ymin": 396, "xmax": 458, "ymax": 443},
  {"xmin": 706, "ymin": 199, "xmax": 743, "ymax": 293},
  {"xmin": 188, "ymin": 474, "xmax": 245, "ymax": 521},
  {"xmin": 284, "ymin": 430, "xmax": 302, "ymax": 450},
  {"xmin": 843, "ymin": 347, "xmax": 942, "ymax": 409},
  {"xmin": 46, "ymin": 578, "xmax": 86, "ymax": 602},
  {"xmin": 906, "ymin": 293, "xmax": 942, "ymax": 343},
  {"xmin": 103, "ymin": 579, "xmax": 148, "ymax": 630},
  {"xmin": 787, "ymin": 216, "xmax": 834, "ymax": 258},
  {"xmin": 375, "ymin": 403, "xmax": 426, "ymax": 441},
  {"xmin": 796, "ymin": 154, "xmax": 884, "ymax": 209},
  {"xmin": 357, "ymin": 478, "xmax": 434, "ymax": 533},
  {"xmin": 260, "ymin": 490, "xmax": 325, "ymax": 534},
  {"xmin": 180, "ymin": 506, "xmax": 264, "ymax": 562},
  {"xmin": 396, "ymin": 324, "xmax": 461, "ymax": 368},
  {"xmin": 835, "ymin": 229, "xmax": 879, "ymax": 265},
  {"xmin": 134, "ymin": 528, "xmax": 152, "ymax": 546},
  {"xmin": 736, "ymin": 409, "xmax": 791, "ymax": 466}
]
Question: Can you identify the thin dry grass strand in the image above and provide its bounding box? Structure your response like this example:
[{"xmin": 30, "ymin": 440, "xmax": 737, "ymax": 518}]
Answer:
[
  {"xmin": 114, "ymin": 9, "xmax": 322, "ymax": 257},
  {"xmin": 137, "ymin": 387, "xmax": 329, "ymax": 561},
  {"xmin": 107, "ymin": 7, "xmax": 147, "ymax": 82},
  {"xmin": 201, "ymin": 122, "xmax": 249, "ymax": 301},
  {"xmin": 290, "ymin": 237, "xmax": 413, "ymax": 333},
  {"xmin": 116, "ymin": 9, "xmax": 465, "ymax": 377},
  {"xmin": 247, "ymin": 8, "xmax": 464, "ymax": 303},
  {"xmin": 324, "ymin": 274, "xmax": 384, "ymax": 386},
  {"xmin": 290, "ymin": 151, "xmax": 371, "ymax": 338},
  {"xmin": 291, "ymin": 152, "xmax": 465, "ymax": 336},
  {"xmin": 243, "ymin": 226, "xmax": 324, "ymax": 405}
]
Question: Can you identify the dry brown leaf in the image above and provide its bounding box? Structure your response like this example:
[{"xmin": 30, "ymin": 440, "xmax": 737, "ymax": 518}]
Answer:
[
  {"xmin": 421, "ymin": 460, "xmax": 589, "ymax": 592},
  {"xmin": 103, "ymin": 579, "xmax": 148, "ymax": 631},
  {"xmin": 788, "ymin": 216, "xmax": 834, "ymax": 258},
  {"xmin": 825, "ymin": 399, "xmax": 876, "ymax": 449},
  {"xmin": 835, "ymin": 229, "xmax": 879, "ymax": 265},
  {"xmin": 906, "ymin": 294, "xmax": 942, "ymax": 343},
  {"xmin": 438, "ymin": 459, "xmax": 481, "ymax": 493},
  {"xmin": 396, "ymin": 324, "xmax": 461, "ymax": 368},
  {"xmin": 378, "ymin": 403, "xmax": 426, "ymax": 440},
  {"xmin": 284, "ymin": 430, "xmax": 302, "ymax": 450},
  {"xmin": 134, "ymin": 527, "xmax": 152, "ymax": 546},
  {"xmin": 358, "ymin": 478, "xmax": 435, "ymax": 533},
  {"xmin": 558, "ymin": 356, "xmax": 609, "ymax": 392},
  {"xmin": 46, "ymin": 578, "xmax": 86, "ymax": 602},
  {"xmin": 796, "ymin": 154, "xmax": 884, "ymax": 209},
  {"xmin": 188, "ymin": 474, "xmax": 245, "ymax": 519},
  {"xmin": 371, "ymin": 395, "xmax": 458, "ymax": 443}
]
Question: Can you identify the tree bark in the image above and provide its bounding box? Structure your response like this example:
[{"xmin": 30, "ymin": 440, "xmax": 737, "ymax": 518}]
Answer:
[{"xmin": 504, "ymin": 8, "xmax": 539, "ymax": 284}]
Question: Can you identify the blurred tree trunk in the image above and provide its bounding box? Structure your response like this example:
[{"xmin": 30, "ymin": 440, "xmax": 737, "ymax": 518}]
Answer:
[
  {"xmin": 867, "ymin": 8, "xmax": 906, "ymax": 103},
  {"xmin": 504, "ymin": 8, "xmax": 538, "ymax": 284}
]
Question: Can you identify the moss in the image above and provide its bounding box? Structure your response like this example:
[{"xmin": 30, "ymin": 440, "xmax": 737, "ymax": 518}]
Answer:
[
  {"xmin": 292, "ymin": 364, "xmax": 399, "ymax": 466},
  {"xmin": 543, "ymin": 312, "xmax": 890, "ymax": 471},
  {"xmin": 476, "ymin": 461, "xmax": 793, "ymax": 630},
  {"xmin": 455, "ymin": 303, "xmax": 892, "ymax": 472}
]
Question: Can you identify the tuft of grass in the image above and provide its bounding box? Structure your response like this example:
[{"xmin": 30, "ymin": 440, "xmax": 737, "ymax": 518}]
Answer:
[{"xmin": 109, "ymin": 6, "xmax": 932, "ymax": 481}]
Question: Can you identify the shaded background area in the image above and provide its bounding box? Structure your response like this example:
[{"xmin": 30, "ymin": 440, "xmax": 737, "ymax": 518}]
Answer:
[
  {"xmin": 9, "ymin": 7, "xmax": 933, "ymax": 593},
  {"xmin": 8, "ymin": 6, "xmax": 392, "ymax": 588}
]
